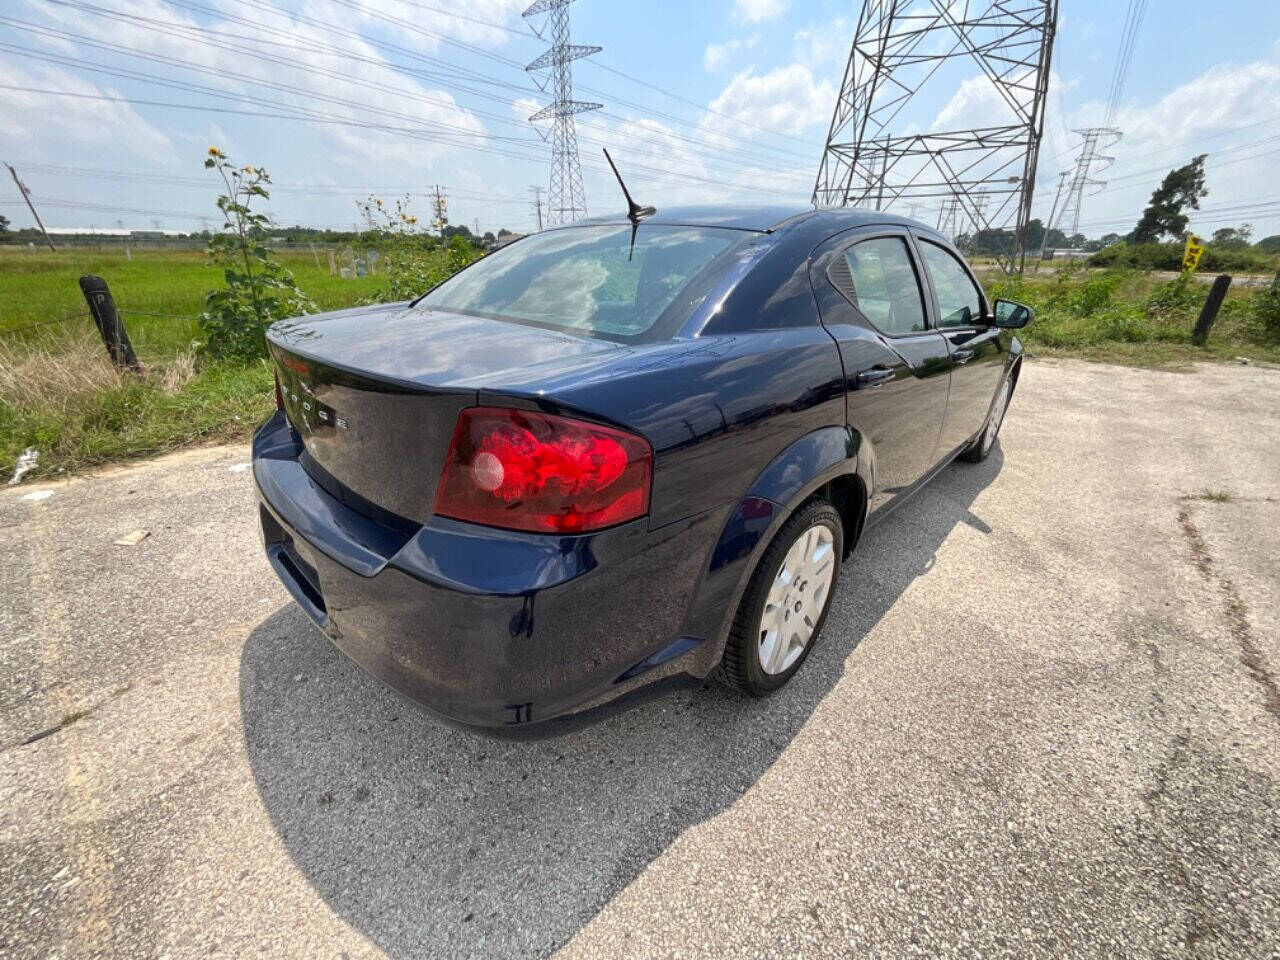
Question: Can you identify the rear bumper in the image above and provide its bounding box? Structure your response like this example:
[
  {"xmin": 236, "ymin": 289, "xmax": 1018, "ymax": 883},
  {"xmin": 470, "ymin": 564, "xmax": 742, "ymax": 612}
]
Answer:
[{"xmin": 252, "ymin": 411, "xmax": 722, "ymax": 728}]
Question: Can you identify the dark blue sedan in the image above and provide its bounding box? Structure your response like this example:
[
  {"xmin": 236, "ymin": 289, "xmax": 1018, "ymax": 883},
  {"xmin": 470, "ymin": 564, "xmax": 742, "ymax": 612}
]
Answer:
[{"xmin": 253, "ymin": 206, "xmax": 1031, "ymax": 728}]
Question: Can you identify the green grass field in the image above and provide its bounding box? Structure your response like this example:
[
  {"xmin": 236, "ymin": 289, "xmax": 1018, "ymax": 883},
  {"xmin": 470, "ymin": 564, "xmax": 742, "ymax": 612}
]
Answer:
[
  {"xmin": 1, "ymin": 247, "xmax": 1278, "ymax": 481},
  {"xmin": 0, "ymin": 246, "xmax": 382, "ymax": 359}
]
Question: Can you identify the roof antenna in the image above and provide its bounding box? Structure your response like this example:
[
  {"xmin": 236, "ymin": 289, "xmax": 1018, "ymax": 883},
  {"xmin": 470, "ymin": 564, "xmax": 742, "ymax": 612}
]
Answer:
[{"xmin": 603, "ymin": 148, "xmax": 655, "ymax": 260}]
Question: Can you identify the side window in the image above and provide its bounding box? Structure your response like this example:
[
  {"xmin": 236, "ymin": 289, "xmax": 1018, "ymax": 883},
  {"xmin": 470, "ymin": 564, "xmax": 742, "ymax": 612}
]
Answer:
[
  {"xmin": 830, "ymin": 237, "xmax": 926, "ymax": 336},
  {"xmin": 919, "ymin": 241, "xmax": 984, "ymax": 328}
]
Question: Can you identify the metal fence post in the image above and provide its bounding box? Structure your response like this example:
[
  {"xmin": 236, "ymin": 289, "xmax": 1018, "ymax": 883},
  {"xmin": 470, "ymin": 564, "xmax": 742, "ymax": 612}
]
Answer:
[
  {"xmin": 78, "ymin": 275, "xmax": 142, "ymax": 372},
  {"xmin": 1191, "ymin": 274, "xmax": 1232, "ymax": 347}
]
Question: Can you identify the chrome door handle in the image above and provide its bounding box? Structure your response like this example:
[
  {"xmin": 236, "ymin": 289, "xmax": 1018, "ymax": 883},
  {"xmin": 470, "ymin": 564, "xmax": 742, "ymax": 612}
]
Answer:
[
  {"xmin": 856, "ymin": 367, "xmax": 895, "ymax": 387},
  {"xmin": 952, "ymin": 348, "xmax": 975, "ymax": 364}
]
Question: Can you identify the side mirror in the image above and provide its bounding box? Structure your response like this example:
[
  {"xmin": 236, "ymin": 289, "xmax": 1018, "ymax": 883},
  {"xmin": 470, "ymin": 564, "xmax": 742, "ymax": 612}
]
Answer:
[{"xmin": 992, "ymin": 298, "xmax": 1033, "ymax": 329}]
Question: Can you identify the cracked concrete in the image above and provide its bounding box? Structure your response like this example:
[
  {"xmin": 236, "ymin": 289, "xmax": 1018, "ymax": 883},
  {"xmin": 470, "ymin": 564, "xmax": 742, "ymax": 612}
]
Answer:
[{"xmin": 1, "ymin": 358, "xmax": 1279, "ymax": 959}]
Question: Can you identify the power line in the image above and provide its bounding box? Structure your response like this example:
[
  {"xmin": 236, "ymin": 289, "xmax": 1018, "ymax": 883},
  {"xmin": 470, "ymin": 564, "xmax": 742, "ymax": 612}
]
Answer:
[
  {"xmin": 3, "ymin": 161, "xmax": 534, "ymax": 201},
  {"xmin": 358, "ymin": 0, "xmax": 825, "ymax": 151},
  {"xmin": 1103, "ymin": 0, "xmax": 1148, "ymax": 127},
  {"xmin": 0, "ymin": 28, "xmax": 540, "ymax": 147},
  {"xmin": 21, "ymin": 5, "xmax": 817, "ymax": 181},
  {"xmin": 0, "ymin": 83, "xmax": 806, "ymax": 204}
]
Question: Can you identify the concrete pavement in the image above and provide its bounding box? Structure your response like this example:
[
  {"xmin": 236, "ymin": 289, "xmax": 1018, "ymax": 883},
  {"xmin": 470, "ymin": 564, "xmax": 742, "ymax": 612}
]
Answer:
[{"xmin": 1, "ymin": 358, "xmax": 1278, "ymax": 959}]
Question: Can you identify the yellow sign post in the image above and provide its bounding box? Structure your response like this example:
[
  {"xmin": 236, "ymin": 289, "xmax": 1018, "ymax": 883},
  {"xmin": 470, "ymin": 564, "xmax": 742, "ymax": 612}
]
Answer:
[{"xmin": 1182, "ymin": 234, "xmax": 1205, "ymax": 273}]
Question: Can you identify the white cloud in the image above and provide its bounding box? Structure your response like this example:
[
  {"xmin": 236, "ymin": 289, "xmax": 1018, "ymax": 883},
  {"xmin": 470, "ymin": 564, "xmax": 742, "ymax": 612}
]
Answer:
[
  {"xmin": 1032, "ymin": 51, "xmax": 1280, "ymax": 236},
  {"xmin": 512, "ymin": 96, "xmax": 545, "ymax": 124},
  {"xmin": 793, "ymin": 19, "xmax": 851, "ymax": 68},
  {"xmin": 0, "ymin": 61, "xmax": 172, "ymax": 160},
  {"xmin": 702, "ymin": 64, "xmax": 835, "ymax": 139},
  {"xmin": 325, "ymin": 0, "xmax": 527, "ymax": 52},
  {"xmin": 733, "ymin": 0, "xmax": 790, "ymax": 24},
  {"xmin": 932, "ymin": 74, "xmax": 1011, "ymax": 130},
  {"xmin": 28, "ymin": 0, "xmax": 492, "ymax": 172},
  {"xmin": 705, "ymin": 42, "xmax": 735, "ymax": 72},
  {"xmin": 1113, "ymin": 58, "xmax": 1280, "ymax": 149},
  {"xmin": 703, "ymin": 35, "xmax": 759, "ymax": 72}
]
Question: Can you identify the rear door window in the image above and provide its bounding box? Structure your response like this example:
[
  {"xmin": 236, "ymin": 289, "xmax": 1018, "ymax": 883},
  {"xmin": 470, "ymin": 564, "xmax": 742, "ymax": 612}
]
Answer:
[
  {"xmin": 830, "ymin": 236, "xmax": 927, "ymax": 335},
  {"xmin": 417, "ymin": 224, "xmax": 743, "ymax": 341}
]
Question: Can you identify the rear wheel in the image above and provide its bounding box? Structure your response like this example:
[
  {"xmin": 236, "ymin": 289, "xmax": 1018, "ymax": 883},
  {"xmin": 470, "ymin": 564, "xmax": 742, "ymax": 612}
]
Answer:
[
  {"xmin": 719, "ymin": 499, "xmax": 843, "ymax": 696},
  {"xmin": 961, "ymin": 371, "xmax": 1014, "ymax": 463}
]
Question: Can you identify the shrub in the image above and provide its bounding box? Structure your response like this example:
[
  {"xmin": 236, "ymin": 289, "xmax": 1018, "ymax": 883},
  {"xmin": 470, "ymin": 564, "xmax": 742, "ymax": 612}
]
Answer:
[
  {"xmin": 1072, "ymin": 273, "xmax": 1121, "ymax": 316},
  {"xmin": 199, "ymin": 149, "xmax": 314, "ymax": 360},
  {"xmin": 1090, "ymin": 241, "xmax": 1277, "ymax": 274},
  {"xmin": 1253, "ymin": 283, "xmax": 1280, "ymax": 342},
  {"xmin": 357, "ymin": 196, "xmax": 483, "ymax": 304},
  {"xmin": 1145, "ymin": 274, "xmax": 1202, "ymax": 319}
]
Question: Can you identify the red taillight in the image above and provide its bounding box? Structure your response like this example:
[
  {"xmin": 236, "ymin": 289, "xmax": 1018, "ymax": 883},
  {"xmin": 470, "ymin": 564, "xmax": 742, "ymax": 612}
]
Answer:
[
  {"xmin": 434, "ymin": 407, "xmax": 652, "ymax": 534},
  {"xmin": 273, "ymin": 370, "xmax": 285, "ymax": 411}
]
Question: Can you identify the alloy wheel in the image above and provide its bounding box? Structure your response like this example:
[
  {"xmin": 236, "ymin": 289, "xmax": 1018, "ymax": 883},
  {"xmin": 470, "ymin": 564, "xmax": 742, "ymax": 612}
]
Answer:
[
  {"xmin": 758, "ymin": 523, "xmax": 836, "ymax": 675},
  {"xmin": 983, "ymin": 378, "xmax": 1012, "ymax": 454}
]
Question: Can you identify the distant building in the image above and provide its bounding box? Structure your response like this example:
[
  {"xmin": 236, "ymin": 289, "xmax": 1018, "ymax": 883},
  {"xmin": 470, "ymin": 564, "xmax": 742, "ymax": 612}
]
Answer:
[{"xmin": 44, "ymin": 227, "xmax": 187, "ymax": 238}]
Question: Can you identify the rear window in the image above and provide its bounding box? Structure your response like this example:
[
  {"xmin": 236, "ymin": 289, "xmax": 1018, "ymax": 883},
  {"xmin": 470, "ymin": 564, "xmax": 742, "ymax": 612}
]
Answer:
[{"xmin": 416, "ymin": 224, "xmax": 743, "ymax": 341}]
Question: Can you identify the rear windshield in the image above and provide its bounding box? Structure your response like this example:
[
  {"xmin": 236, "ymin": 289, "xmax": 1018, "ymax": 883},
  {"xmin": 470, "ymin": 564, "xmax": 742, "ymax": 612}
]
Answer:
[{"xmin": 416, "ymin": 224, "xmax": 744, "ymax": 341}]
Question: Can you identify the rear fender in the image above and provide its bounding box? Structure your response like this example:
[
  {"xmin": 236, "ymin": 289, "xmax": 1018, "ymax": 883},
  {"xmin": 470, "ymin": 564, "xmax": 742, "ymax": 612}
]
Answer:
[{"xmin": 679, "ymin": 425, "xmax": 871, "ymax": 676}]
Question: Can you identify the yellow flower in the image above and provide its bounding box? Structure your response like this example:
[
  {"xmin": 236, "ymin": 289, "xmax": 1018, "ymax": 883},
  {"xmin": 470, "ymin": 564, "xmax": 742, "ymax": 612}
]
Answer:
[
  {"xmin": 243, "ymin": 165, "xmax": 254, "ymax": 174},
  {"xmin": 375, "ymin": 198, "xmax": 384, "ymax": 207},
  {"xmin": 207, "ymin": 146, "xmax": 222, "ymax": 157}
]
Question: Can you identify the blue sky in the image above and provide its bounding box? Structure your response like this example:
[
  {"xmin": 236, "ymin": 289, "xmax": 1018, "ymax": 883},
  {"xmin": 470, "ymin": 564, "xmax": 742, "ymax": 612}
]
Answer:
[{"xmin": 3, "ymin": 0, "xmax": 1279, "ymax": 240}]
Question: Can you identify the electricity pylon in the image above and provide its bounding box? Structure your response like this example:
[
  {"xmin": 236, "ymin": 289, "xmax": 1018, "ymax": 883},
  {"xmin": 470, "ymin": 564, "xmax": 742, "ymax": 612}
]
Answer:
[
  {"xmin": 813, "ymin": 1, "xmax": 1059, "ymax": 274},
  {"xmin": 1039, "ymin": 127, "xmax": 1120, "ymax": 257},
  {"xmin": 523, "ymin": 0, "xmax": 600, "ymax": 225}
]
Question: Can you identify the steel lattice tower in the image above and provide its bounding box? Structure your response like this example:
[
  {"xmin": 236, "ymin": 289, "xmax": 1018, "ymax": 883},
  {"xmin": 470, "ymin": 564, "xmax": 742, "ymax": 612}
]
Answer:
[
  {"xmin": 813, "ymin": 1, "xmax": 1058, "ymax": 274},
  {"xmin": 523, "ymin": 0, "xmax": 600, "ymax": 226},
  {"xmin": 1039, "ymin": 126, "xmax": 1120, "ymax": 256}
]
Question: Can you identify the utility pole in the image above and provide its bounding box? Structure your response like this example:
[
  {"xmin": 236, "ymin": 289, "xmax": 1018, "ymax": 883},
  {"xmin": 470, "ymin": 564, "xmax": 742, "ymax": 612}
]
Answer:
[
  {"xmin": 529, "ymin": 186, "xmax": 545, "ymax": 231},
  {"xmin": 813, "ymin": 1, "xmax": 1058, "ymax": 274},
  {"xmin": 522, "ymin": 0, "xmax": 600, "ymax": 225},
  {"xmin": 5, "ymin": 162, "xmax": 55, "ymax": 251},
  {"xmin": 1036, "ymin": 170, "xmax": 1071, "ymax": 262}
]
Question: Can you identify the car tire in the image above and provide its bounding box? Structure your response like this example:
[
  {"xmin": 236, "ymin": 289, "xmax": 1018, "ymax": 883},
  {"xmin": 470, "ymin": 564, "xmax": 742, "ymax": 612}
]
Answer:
[
  {"xmin": 961, "ymin": 370, "xmax": 1015, "ymax": 463},
  {"xmin": 719, "ymin": 498, "xmax": 843, "ymax": 696}
]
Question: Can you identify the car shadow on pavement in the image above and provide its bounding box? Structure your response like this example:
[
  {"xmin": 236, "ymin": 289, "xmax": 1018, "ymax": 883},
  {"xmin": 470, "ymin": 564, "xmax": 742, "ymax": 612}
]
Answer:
[{"xmin": 239, "ymin": 449, "xmax": 1003, "ymax": 960}]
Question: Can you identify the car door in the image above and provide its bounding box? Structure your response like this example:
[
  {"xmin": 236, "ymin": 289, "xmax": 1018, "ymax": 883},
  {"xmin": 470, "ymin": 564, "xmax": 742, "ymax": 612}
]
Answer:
[
  {"xmin": 809, "ymin": 227, "xmax": 951, "ymax": 514},
  {"xmin": 914, "ymin": 236, "xmax": 1006, "ymax": 457}
]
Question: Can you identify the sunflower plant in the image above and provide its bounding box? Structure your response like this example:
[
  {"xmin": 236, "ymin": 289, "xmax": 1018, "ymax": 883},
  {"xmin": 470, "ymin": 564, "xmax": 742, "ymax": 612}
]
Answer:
[{"xmin": 199, "ymin": 148, "xmax": 313, "ymax": 360}]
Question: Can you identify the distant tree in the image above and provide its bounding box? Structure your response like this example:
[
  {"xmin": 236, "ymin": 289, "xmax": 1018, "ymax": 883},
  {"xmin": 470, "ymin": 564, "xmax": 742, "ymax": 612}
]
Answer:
[
  {"xmin": 1211, "ymin": 224, "xmax": 1253, "ymax": 249},
  {"xmin": 1068, "ymin": 232, "xmax": 1087, "ymax": 249},
  {"xmin": 1256, "ymin": 235, "xmax": 1280, "ymax": 253},
  {"xmin": 482, "ymin": 231, "xmax": 496, "ymax": 246},
  {"xmin": 1099, "ymin": 232, "xmax": 1121, "ymax": 246},
  {"xmin": 1131, "ymin": 154, "xmax": 1208, "ymax": 243},
  {"xmin": 0, "ymin": 213, "xmax": 9, "ymax": 236},
  {"xmin": 497, "ymin": 228, "xmax": 513, "ymax": 238}
]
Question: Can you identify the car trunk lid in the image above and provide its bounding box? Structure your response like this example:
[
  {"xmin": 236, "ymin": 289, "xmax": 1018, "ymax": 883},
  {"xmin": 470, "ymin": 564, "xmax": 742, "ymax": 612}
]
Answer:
[{"xmin": 266, "ymin": 302, "xmax": 623, "ymax": 525}]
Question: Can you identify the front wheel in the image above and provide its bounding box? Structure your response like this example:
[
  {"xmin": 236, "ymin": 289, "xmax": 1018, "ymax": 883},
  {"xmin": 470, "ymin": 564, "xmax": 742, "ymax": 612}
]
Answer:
[
  {"xmin": 961, "ymin": 371, "xmax": 1014, "ymax": 463},
  {"xmin": 719, "ymin": 499, "xmax": 843, "ymax": 696}
]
